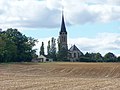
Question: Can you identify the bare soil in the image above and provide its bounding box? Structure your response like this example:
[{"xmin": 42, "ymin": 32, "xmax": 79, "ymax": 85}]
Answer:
[{"xmin": 0, "ymin": 62, "xmax": 120, "ymax": 90}]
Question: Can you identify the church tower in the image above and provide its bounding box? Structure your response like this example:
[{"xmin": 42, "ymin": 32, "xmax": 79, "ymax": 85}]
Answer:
[{"xmin": 58, "ymin": 11, "xmax": 68, "ymax": 51}]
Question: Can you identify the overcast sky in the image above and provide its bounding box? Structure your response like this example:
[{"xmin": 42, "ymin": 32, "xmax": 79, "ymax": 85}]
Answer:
[{"xmin": 0, "ymin": 0, "xmax": 120, "ymax": 56}]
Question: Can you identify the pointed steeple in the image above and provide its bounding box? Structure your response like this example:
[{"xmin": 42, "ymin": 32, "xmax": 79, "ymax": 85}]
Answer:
[
  {"xmin": 58, "ymin": 4, "xmax": 68, "ymax": 51},
  {"xmin": 60, "ymin": 10, "xmax": 67, "ymax": 34}
]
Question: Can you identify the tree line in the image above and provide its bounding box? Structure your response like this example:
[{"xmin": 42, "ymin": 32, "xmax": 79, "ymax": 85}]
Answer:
[
  {"xmin": 1, "ymin": 28, "xmax": 120, "ymax": 63},
  {"xmin": 39, "ymin": 37, "xmax": 57, "ymax": 61},
  {"xmin": 0, "ymin": 28, "xmax": 37, "ymax": 63},
  {"xmin": 40, "ymin": 38, "xmax": 120, "ymax": 62},
  {"xmin": 79, "ymin": 52, "xmax": 120, "ymax": 62}
]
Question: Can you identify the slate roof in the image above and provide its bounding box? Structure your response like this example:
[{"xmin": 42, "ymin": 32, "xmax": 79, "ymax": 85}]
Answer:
[
  {"xmin": 60, "ymin": 13, "xmax": 67, "ymax": 34},
  {"xmin": 69, "ymin": 45, "xmax": 80, "ymax": 52}
]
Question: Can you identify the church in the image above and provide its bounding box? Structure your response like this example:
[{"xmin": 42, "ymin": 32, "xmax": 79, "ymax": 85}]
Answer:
[{"xmin": 58, "ymin": 12, "xmax": 83, "ymax": 62}]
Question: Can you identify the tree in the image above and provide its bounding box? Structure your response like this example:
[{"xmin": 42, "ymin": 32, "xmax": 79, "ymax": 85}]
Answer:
[
  {"xmin": 49, "ymin": 37, "xmax": 56, "ymax": 60},
  {"xmin": 47, "ymin": 40, "xmax": 50, "ymax": 56},
  {"xmin": 0, "ymin": 28, "xmax": 37, "ymax": 62},
  {"xmin": 83, "ymin": 52, "xmax": 92, "ymax": 62},
  {"xmin": 82, "ymin": 52, "xmax": 103, "ymax": 62},
  {"xmin": 40, "ymin": 42, "xmax": 44, "ymax": 55},
  {"xmin": 57, "ymin": 48, "xmax": 68, "ymax": 61},
  {"xmin": 0, "ymin": 32, "xmax": 17, "ymax": 62},
  {"xmin": 117, "ymin": 56, "xmax": 120, "ymax": 62},
  {"xmin": 94, "ymin": 53, "xmax": 103, "ymax": 62},
  {"xmin": 104, "ymin": 52, "xmax": 117, "ymax": 62},
  {"xmin": 90, "ymin": 53, "xmax": 103, "ymax": 62},
  {"xmin": 22, "ymin": 37, "xmax": 38, "ymax": 62},
  {"xmin": 57, "ymin": 38, "xmax": 68, "ymax": 61},
  {"xmin": 0, "ymin": 36, "xmax": 5, "ymax": 62}
]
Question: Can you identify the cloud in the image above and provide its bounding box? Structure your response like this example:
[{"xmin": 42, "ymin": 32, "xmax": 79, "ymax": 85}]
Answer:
[
  {"xmin": 68, "ymin": 33, "xmax": 120, "ymax": 56},
  {"xmin": 107, "ymin": 0, "xmax": 120, "ymax": 5},
  {"xmin": 0, "ymin": 0, "xmax": 120, "ymax": 29},
  {"xmin": 34, "ymin": 33, "xmax": 120, "ymax": 56}
]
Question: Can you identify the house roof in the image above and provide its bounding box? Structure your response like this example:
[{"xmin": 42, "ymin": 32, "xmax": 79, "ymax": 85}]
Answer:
[
  {"xmin": 38, "ymin": 55, "xmax": 47, "ymax": 59},
  {"xmin": 38, "ymin": 55, "xmax": 53, "ymax": 59},
  {"xmin": 69, "ymin": 45, "xmax": 80, "ymax": 52}
]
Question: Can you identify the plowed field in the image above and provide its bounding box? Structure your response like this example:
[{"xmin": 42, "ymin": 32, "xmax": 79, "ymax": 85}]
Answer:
[{"xmin": 0, "ymin": 62, "xmax": 120, "ymax": 90}]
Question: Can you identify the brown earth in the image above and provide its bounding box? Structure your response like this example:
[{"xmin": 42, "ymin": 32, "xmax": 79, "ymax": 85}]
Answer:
[{"xmin": 0, "ymin": 62, "xmax": 120, "ymax": 90}]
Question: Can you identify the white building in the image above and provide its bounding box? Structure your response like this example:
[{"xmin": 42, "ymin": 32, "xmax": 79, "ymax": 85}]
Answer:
[{"xmin": 32, "ymin": 55, "xmax": 53, "ymax": 62}]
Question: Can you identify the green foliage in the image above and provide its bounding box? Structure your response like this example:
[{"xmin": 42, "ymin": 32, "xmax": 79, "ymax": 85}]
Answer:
[
  {"xmin": 78, "ymin": 52, "xmax": 117, "ymax": 62},
  {"xmin": 0, "ymin": 28, "xmax": 37, "ymax": 63},
  {"xmin": 40, "ymin": 42, "xmax": 44, "ymax": 55},
  {"xmin": 47, "ymin": 40, "xmax": 50, "ymax": 56},
  {"xmin": 79, "ymin": 53, "xmax": 96, "ymax": 62},
  {"xmin": 57, "ymin": 48, "xmax": 68, "ymax": 61},
  {"xmin": 117, "ymin": 56, "xmax": 120, "ymax": 62},
  {"xmin": 57, "ymin": 38, "xmax": 68, "ymax": 61},
  {"xmin": 104, "ymin": 52, "xmax": 117, "ymax": 62},
  {"xmin": 47, "ymin": 38, "xmax": 57, "ymax": 61},
  {"xmin": 79, "ymin": 56, "xmax": 96, "ymax": 62},
  {"xmin": 0, "ymin": 31, "xmax": 17, "ymax": 62},
  {"xmin": 94, "ymin": 53, "xmax": 103, "ymax": 62},
  {"xmin": 49, "ymin": 37, "xmax": 56, "ymax": 61}
]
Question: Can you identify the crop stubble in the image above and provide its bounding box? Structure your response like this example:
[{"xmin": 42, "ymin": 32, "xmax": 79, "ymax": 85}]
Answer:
[{"xmin": 0, "ymin": 62, "xmax": 120, "ymax": 90}]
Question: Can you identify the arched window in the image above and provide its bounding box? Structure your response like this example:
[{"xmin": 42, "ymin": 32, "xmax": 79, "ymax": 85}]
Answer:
[
  {"xmin": 74, "ymin": 53, "xmax": 76, "ymax": 58},
  {"xmin": 62, "ymin": 36, "xmax": 63, "ymax": 41},
  {"xmin": 78, "ymin": 53, "xmax": 79, "ymax": 57}
]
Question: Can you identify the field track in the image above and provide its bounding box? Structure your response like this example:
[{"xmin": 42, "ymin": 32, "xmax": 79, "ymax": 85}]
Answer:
[{"xmin": 0, "ymin": 62, "xmax": 120, "ymax": 90}]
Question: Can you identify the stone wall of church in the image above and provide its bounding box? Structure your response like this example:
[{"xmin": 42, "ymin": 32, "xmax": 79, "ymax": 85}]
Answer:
[{"xmin": 69, "ymin": 51, "xmax": 82, "ymax": 62}]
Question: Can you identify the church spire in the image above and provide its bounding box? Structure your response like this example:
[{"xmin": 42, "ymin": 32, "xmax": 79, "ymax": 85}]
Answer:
[
  {"xmin": 58, "ymin": 1, "xmax": 68, "ymax": 56},
  {"xmin": 60, "ymin": 9, "xmax": 67, "ymax": 34}
]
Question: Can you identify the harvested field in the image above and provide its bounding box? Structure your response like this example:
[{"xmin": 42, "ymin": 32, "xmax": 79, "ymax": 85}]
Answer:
[{"xmin": 0, "ymin": 62, "xmax": 120, "ymax": 90}]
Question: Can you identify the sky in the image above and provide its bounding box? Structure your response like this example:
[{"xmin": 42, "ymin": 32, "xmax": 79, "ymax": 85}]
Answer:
[{"xmin": 0, "ymin": 0, "xmax": 120, "ymax": 56}]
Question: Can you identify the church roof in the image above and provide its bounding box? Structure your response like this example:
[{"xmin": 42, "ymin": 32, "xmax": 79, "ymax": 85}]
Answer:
[
  {"xmin": 60, "ymin": 13, "xmax": 67, "ymax": 34},
  {"xmin": 69, "ymin": 45, "xmax": 80, "ymax": 52}
]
